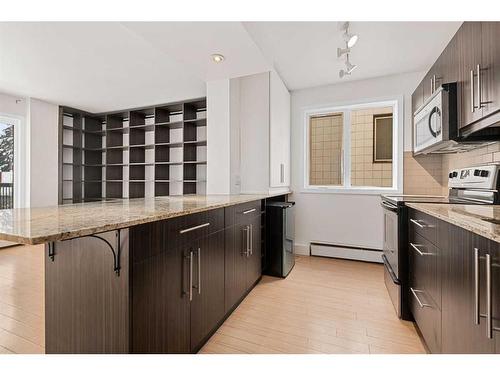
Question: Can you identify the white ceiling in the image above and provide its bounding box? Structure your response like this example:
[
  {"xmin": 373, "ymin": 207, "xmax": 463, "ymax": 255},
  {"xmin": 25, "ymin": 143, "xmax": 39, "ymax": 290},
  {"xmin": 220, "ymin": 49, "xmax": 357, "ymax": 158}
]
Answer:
[
  {"xmin": 0, "ymin": 22, "xmax": 461, "ymax": 112},
  {"xmin": 244, "ymin": 22, "xmax": 462, "ymax": 90}
]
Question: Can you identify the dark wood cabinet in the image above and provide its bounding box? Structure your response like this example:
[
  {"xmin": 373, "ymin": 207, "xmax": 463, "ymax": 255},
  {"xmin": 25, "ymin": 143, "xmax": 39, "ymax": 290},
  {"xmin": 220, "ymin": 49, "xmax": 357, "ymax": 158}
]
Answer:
[
  {"xmin": 246, "ymin": 214, "xmax": 262, "ymax": 289},
  {"xmin": 411, "ymin": 22, "xmax": 500, "ymax": 135},
  {"xmin": 408, "ymin": 209, "xmax": 499, "ymax": 354},
  {"xmin": 132, "ymin": 241, "xmax": 191, "ymax": 353},
  {"xmin": 190, "ymin": 230, "xmax": 225, "ymax": 351},
  {"xmin": 440, "ymin": 221, "xmax": 495, "ymax": 353},
  {"xmin": 457, "ymin": 22, "xmax": 484, "ymax": 128},
  {"xmin": 46, "ymin": 199, "xmax": 267, "ymax": 354},
  {"xmin": 224, "ymin": 201, "xmax": 263, "ymax": 313},
  {"xmin": 481, "ymin": 22, "xmax": 500, "ymax": 119},
  {"xmin": 411, "ymin": 81, "xmax": 424, "ymax": 114}
]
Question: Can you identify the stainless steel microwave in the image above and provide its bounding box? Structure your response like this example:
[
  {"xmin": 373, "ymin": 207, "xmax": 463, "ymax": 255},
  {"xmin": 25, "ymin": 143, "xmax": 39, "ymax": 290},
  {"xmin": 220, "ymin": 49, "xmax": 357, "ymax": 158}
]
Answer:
[{"xmin": 413, "ymin": 82, "xmax": 499, "ymax": 154}]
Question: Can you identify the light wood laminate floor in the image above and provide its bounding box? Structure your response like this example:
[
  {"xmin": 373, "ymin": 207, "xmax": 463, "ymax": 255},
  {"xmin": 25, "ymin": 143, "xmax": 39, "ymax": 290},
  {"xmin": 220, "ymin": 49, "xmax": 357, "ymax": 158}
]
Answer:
[
  {"xmin": 0, "ymin": 245, "xmax": 425, "ymax": 354},
  {"xmin": 200, "ymin": 256, "xmax": 426, "ymax": 354}
]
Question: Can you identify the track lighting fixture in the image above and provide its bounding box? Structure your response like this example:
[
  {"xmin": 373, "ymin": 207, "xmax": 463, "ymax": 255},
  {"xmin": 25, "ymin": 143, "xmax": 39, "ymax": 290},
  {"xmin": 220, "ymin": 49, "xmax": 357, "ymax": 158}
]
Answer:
[{"xmin": 338, "ymin": 22, "xmax": 358, "ymax": 79}]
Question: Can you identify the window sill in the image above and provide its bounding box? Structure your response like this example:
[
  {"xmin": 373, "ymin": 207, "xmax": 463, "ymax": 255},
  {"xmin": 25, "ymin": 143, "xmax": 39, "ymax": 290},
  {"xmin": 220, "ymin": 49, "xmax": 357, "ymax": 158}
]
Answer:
[{"xmin": 300, "ymin": 187, "xmax": 401, "ymax": 196}]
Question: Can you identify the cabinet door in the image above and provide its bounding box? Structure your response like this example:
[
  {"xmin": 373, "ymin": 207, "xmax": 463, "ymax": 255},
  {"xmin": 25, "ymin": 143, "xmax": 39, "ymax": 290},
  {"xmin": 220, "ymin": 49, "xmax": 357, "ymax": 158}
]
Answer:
[
  {"xmin": 132, "ymin": 243, "xmax": 191, "ymax": 353},
  {"xmin": 246, "ymin": 214, "xmax": 262, "ymax": 289},
  {"xmin": 490, "ymin": 239, "xmax": 500, "ymax": 353},
  {"xmin": 422, "ymin": 69, "xmax": 436, "ymax": 103},
  {"xmin": 480, "ymin": 22, "xmax": 500, "ymax": 118},
  {"xmin": 457, "ymin": 22, "xmax": 484, "ymax": 128},
  {"xmin": 441, "ymin": 222, "xmax": 495, "ymax": 353},
  {"xmin": 269, "ymin": 71, "xmax": 291, "ymax": 188},
  {"xmin": 224, "ymin": 224, "xmax": 249, "ymax": 312},
  {"xmin": 190, "ymin": 231, "xmax": 225, "ymax": 351},
  {"xmin": 408, "ymin": 231, "xmax": 441, "ymax": 353},
  {"xmin": 412, "ymin": 81, "xmax": 425, "ymax": 114}
]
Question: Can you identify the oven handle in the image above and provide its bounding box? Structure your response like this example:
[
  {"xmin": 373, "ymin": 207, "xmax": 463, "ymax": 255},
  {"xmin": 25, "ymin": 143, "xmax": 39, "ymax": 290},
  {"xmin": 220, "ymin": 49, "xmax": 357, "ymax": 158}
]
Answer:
[
  {"xmin": 380, "ymin": 200, "xmax": 398, "ymax": 212},
  {"xmin": 382, "ymin": 254, "xmax": 400, "ymax": 285}
]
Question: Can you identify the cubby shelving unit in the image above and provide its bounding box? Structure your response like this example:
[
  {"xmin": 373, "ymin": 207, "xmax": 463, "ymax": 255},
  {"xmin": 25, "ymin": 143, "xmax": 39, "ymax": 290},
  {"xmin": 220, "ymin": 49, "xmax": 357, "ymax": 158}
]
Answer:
[{"xmin": 59, "ymin": 98, "xmax": 207, "ymax": 204}]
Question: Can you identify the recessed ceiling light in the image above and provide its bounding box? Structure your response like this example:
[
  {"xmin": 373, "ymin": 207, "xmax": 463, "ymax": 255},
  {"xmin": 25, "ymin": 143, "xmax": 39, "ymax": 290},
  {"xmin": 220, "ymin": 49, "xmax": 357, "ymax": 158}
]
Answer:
[{"xmin": 211, "ymin": 54, "xmax": 225, "ymax": 63}]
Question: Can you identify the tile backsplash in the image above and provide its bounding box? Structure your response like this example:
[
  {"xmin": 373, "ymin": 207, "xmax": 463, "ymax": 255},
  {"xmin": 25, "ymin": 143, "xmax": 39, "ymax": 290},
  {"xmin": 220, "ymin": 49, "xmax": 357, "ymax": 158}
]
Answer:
[{"xmin": 403, "ymin": 142, "xmax": 500, "ymax": 196}]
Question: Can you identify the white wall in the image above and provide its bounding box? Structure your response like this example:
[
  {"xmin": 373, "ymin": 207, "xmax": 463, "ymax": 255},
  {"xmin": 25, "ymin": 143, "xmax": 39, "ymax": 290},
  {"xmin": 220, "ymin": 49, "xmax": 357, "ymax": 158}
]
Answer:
[
  {"xmin": 290, "ymin": 71, "xmax": 423, "ymax": 254},
  {"xmin": 0, "ymin": 91, "xmax": 59, "ymax": 208},
  {"xmin": 28, "ymin": 98, "xmax": 59, "ymax": 207},
  {"xmin": 206, "ymin": 80, "xmax": 231, "ymax": 195}
]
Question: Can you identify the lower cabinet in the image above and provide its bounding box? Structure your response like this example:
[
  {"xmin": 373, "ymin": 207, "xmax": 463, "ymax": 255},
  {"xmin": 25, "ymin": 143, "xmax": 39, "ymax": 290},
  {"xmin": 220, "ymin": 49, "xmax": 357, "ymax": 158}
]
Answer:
[
  {"xmin": 131, "ymin": 201, "xmax": 263, "ymax": 354},
  {"xmin": 224, "ymin": 202, "xmax": 262, "ymax": 313},
  {"xmin": 408, "ymin": 209, "xmax": 500, "ymax": 353},
  {"xmin": 190, "ymin": 230, "xmax": 225, "ymax": 351}
]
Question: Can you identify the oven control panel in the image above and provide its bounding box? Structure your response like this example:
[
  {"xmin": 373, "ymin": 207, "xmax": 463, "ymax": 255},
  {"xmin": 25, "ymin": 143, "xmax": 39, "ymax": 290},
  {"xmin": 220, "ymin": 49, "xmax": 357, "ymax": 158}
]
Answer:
[{"xmin": 448, "ymin": 163, "xmax": 499, "ymax": 190}]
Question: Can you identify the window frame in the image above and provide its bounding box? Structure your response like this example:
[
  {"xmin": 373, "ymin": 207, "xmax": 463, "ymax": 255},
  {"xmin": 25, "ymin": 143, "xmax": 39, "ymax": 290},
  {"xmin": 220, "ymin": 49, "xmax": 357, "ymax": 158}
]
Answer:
[{"xmin": 302, "ymin": 97, "xmax": 403, "ymax": 195}]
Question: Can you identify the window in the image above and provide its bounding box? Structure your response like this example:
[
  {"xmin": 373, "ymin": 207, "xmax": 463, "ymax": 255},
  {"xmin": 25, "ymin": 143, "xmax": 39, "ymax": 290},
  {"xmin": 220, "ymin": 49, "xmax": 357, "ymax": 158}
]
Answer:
[
  {"xmin": 304, "ymin": 99, "xmax": 401, "ymax": 193},
  {"xmin": 0, "ymin": 120, "xmax": 14, "ymax": 208}
]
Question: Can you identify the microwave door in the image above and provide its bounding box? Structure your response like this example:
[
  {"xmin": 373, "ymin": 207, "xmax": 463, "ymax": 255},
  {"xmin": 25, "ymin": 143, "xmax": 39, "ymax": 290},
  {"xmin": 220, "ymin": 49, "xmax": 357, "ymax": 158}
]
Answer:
[{"xmin": 414, "ymin": 105, "xmax": 443, "ymax": 153}]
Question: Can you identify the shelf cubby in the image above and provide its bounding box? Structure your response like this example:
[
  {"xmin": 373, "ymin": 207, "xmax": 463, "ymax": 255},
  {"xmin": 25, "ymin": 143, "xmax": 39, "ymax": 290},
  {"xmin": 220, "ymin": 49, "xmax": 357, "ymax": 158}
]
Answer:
[{"xmin": 59, "ymin": 97, "xmax": 207, "ymax": 203}]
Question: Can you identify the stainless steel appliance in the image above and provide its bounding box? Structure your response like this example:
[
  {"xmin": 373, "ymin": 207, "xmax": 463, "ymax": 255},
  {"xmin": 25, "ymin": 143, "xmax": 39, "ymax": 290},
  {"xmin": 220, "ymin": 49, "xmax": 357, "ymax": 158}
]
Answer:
[
  {"xmin": 265, "ymin": 201, "xmax": 295, "ymax": 277},
  {"xmin": 381, "ymin": 163, "xmax": 500, "ymax": 319},
  {"xmin": 413, "ymin": 83, "xmax": 499, "ymax": 154}
]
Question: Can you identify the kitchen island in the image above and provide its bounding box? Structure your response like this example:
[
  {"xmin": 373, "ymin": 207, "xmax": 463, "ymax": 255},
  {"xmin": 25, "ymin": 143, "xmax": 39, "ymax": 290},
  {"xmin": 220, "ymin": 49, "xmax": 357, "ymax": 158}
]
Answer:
[{"xmin": 0, "ymin": 193, "xmax": 289, "ymax": 354}]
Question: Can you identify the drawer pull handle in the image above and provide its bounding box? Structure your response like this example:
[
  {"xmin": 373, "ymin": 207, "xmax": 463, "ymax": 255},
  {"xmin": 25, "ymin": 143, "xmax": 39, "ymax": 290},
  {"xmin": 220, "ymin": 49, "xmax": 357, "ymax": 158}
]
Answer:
[
  {"xmin": 410, "ymin": 218, "xmax": 431, "ymax": 228},
  {"xmin": 474, "ymin": 248, "xmax": 480, "ymax": 325},
  {"xmin": 410, "ymin": 243, "xmax": 431, "ymax": 256},
  {"xmin": 179, "ymin": 222, "xmax": 210, "ymax": 234},
  {"xmin": 243, "ymin": 208, "xmax": 257, "ymax": 215},
  {"xmin": 410, "ymin": 288, "xmax": 432, "ymax": 309}
]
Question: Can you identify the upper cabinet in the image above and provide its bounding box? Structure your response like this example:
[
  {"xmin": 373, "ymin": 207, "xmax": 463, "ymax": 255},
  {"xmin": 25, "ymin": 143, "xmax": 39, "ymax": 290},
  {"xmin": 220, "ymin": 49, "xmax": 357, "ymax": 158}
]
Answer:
[
  {"xmin": 239, "ymin": 71, "xmax": 291, "ymax": 193},
  {"xmin": 411, "ymin": 22, "xmax": 500, "ymax": 134},
  {"xmin": 269, "ymin": 71, "xmax": 291, "ymax": 188}
]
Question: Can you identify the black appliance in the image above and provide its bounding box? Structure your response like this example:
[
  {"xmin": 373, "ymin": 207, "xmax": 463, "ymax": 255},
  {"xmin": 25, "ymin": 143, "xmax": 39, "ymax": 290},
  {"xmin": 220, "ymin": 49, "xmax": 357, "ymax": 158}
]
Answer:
[
  {"xmin": 381, "ymin": 163, "xmax": 500, "ymax": 320},
  {"xmin": 265, "ymin": 201, "xmax": 295, "ymax": 277}
]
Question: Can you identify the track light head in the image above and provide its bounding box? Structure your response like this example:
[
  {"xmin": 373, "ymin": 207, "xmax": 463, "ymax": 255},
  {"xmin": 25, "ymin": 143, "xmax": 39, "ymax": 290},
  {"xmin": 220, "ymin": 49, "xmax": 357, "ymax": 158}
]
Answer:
[
  {"xmin": 345, "ymin": 59, "xmax": 357, "ymax": 74},
  {"xmin": 337, "ymin": 47, "xmax": 350, "ymax": 58},
  {"xmin": 344, "ymin": 32, "xmax": 359, "ymax": 48}
]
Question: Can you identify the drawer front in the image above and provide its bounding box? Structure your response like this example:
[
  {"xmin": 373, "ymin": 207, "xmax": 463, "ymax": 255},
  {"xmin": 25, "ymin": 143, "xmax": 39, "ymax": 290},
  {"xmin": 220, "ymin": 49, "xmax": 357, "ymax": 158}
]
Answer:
[
  {"xmin": 409, "ymin": 287, "xmax": 441, "ymax": 353},
  {"xmin": 409, "ymin": 209, "xmax": 437, "ymax": 245},
  {"xmin": 165, "ymin": 208, "xmax": 225, "ymax": 247},
  {"xmin": 225, "ymin": 200, "xmax": 262, "ymax": 227},
  {"xmin": 409, "ymin": 232, "xmax": 441, "ymax": 309}
]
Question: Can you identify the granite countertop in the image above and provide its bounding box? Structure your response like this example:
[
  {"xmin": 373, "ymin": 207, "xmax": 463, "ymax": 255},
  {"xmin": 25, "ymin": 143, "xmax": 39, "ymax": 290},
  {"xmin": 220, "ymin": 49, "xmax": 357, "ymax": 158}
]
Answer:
[
  {"xmin": 0, "ymin": 193, "xmax": 290, "ymax": 245},
  {"xmin": 406, "ymin": 203, "xmax": 500, "ymax": 243}
]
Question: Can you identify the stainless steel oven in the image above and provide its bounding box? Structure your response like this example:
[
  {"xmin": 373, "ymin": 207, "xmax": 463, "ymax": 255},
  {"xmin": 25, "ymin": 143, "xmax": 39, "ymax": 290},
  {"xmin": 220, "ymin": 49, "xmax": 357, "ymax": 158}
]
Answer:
[{"xmin": 380, "ymin": 199, "xmax": 402, "ymax": 318}]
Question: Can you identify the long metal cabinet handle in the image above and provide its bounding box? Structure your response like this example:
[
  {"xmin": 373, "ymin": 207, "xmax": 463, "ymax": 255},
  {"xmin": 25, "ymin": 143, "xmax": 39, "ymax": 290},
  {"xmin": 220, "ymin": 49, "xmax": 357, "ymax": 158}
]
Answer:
[
  {"xmin": 474, "ymin": 248, "xmax": 480, "ymax": 325},
  {"xmin": 430, "ymin": 77, "xmax": 434, "ymax": 94},
  {"xmin": 470, "ymin": 69, "xmax": 475, "ymax": 113},
  {"xmin": 477, "ymin": 64, "xmax": 481, "ymax": 109},
  {"xmin": 243, "ymin": 208, "xmax": 256, "ymax": 215},
  {"xmin": 486, "ymin": 253, "xmax": 492, "ymax": 339},
  {"xmin": 410, "ymin": 287, "xmax": 432, "ymax": 308},
  {"xmin": 246, "ymin": 225, "xmax": 251, "ymax": 257},
  {"xmin": 189, "ymin": 251, "xmax": 193, "ymax": 302},
  {"xmin": 280, "ymin": 163, "xmax": 284, "ymax": 183},
  {"xmin": 410, "ymin": 243, "xmax": 431, "ymax": 256},
  {"xmin": 197, "ymin": 247, "xmax": 201, "ymax": 295},
  {"xmin": 410, "ymin": 218, "xmax": 426, "ymax": 228},
  {"xmin": 249, "ymin": 224, "xmax": 253, "ymax": 255},
  {"xmin": 179, "ymin": 222, "xmax": 210, "ymax": 234},
  {"xmin": 242, "ymin": 225, "xmax": 249, "ymax": 256}
]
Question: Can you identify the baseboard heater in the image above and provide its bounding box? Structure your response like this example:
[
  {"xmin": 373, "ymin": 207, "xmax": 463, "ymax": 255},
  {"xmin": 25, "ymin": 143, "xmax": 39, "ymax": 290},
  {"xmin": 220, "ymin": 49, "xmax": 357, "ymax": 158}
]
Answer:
[{"xmin": 310, "ymin": 242, "xmax": 383, "ymax": 263}]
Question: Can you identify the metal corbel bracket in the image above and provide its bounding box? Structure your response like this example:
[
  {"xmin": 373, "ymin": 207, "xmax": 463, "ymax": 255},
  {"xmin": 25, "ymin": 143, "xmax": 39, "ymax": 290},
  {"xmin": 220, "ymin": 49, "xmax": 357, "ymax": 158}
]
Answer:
[
  {"xmin": 54, "ymin": 229, "xmax": 122, "ymax": 276},
  {"xmin": 86, "ymin": 229, "xmax": 122, "ymax": 276}
]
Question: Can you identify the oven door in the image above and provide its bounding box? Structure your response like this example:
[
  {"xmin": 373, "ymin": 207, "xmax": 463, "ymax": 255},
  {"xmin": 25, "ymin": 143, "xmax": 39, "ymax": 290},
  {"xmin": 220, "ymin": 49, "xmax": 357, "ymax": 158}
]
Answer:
[
  {"xmin": 381, "ymin": 200, "xmax": 399, "ymax": 278},
  {"xmin": 382, "ymin": 254, "xmax": 401, "ymax": 318}
]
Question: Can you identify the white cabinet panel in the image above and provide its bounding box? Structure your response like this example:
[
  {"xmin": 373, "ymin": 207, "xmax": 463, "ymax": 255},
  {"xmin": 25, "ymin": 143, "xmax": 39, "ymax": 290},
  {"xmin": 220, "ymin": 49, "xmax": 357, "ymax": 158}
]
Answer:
[{"xmin": 269, "ymin": 71, "xmax": 291, "ymax": 188}]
